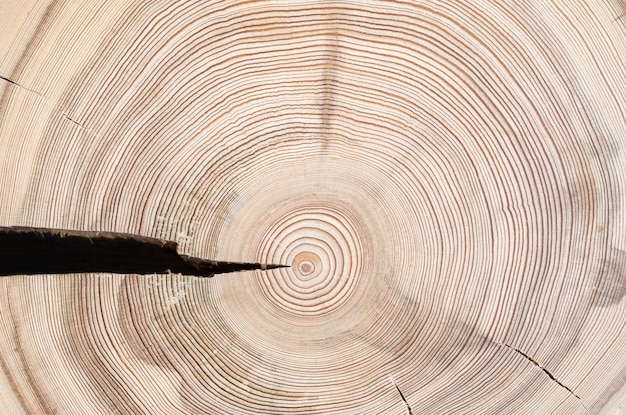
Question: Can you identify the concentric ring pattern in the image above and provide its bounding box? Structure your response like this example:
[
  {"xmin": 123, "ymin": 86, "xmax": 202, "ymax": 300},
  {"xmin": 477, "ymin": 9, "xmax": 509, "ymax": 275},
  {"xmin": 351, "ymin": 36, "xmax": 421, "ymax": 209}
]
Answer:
[
  {"xmin": 256, "ymin": 203, "xmax": 366, "ymax": 317},
  {"xmin": 0, "ymin": 1, "xmax": 625, "ymax": 414}
]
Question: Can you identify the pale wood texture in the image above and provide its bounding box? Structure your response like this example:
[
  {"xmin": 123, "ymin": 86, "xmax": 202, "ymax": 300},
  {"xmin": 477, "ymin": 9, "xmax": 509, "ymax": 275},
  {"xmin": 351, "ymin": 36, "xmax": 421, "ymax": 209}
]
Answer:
[{"xmin": 1, "ymin": 1, "xmax": 625, "ymax": 414}]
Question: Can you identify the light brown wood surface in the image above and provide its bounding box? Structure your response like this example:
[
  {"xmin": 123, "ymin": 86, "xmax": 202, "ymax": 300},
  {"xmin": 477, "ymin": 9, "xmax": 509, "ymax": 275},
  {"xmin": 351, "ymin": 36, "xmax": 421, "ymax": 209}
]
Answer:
[{"xmin": 0, "ymin": 1, "xmax": 625, "ymax": 414}]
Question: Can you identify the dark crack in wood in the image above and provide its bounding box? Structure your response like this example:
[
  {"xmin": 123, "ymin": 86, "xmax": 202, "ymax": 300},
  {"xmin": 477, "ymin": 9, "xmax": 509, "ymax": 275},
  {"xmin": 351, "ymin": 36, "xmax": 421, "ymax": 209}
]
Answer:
[
  {"xmin": 390, "ymin": 376, "xmax": 413, "ymax": 415},
  {"xmin": 0, "ymin": 226, "xmax": 287, "ymax": 277},
  {"xmin": 498, "ymin": 342, "xmax": 590, "ymax": 413},
  {"xmin": 1, "ymin": 75, "xmax": 94, "ymax": 133},
  {"xmin": 62, "ymin": 114, "xmax": 85, "ymax": 128},
  {"xmin": 0, "ymin": 75, "xmax": 42, "ymax": 96}
]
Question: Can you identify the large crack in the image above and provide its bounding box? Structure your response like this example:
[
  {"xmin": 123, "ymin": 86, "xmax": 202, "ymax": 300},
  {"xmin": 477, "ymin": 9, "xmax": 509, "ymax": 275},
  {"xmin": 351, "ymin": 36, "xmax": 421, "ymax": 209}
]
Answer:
[
  {"xmin": 497, "ymin": 342, "xmax": 590, "ymax": 413},
  {"xmin": 390, "ymin": 376, "xmax": 413, "ymax": 415},
  {"xmin": 0, "ymin": 226, "xmax": 287, "ymax": 277}
]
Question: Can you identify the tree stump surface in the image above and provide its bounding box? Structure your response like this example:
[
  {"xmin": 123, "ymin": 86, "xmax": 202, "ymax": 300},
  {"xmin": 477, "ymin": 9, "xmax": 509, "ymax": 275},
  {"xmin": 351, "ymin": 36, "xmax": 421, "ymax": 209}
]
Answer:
[{"xmin": 0, "ymin": 1, "xmax": 625, "ymax": 414}]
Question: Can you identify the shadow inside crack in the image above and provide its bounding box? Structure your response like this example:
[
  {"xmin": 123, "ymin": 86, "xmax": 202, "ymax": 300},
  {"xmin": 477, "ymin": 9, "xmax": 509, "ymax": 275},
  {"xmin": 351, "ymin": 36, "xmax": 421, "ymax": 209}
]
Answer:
[{"xmin": 0, "ymin": 226, "xmax": 284, "ymax": 277}]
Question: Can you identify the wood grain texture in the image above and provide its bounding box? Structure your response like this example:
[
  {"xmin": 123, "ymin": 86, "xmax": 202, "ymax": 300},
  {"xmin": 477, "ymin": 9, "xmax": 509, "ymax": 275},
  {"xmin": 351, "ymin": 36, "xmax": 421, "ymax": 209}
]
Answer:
[{"xmin": 1, "ymin": 1, "xmax": 625, "ymax": 414}]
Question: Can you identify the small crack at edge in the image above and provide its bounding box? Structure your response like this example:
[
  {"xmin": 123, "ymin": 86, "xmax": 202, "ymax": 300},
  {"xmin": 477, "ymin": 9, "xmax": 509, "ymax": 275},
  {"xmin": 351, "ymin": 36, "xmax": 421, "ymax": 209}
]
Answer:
[
  {"xmin": 495, "ymin": 341, "xmax": 590, "ymax": 414},
  {"xmin": 390, "ymin": 376, "xmax": 413, "ymax": 415},
  {"xmin": 1, "ymin": 74, "xmax": 91, "ymax": 132}
]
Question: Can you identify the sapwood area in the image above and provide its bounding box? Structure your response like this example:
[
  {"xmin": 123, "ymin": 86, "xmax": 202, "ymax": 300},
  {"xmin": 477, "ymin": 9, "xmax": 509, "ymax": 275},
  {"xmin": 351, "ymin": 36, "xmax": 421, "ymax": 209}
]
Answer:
[{"xmin": 0, "ymin": 1, "xmax": 625, "ymax": 414}]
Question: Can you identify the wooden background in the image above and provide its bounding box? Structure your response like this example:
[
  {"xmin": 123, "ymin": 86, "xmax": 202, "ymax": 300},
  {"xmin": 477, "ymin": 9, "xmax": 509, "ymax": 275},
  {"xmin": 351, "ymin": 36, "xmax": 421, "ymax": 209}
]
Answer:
[{"xmin": 0, "ymin": 1, "xmax": 625, "ymax": 413}]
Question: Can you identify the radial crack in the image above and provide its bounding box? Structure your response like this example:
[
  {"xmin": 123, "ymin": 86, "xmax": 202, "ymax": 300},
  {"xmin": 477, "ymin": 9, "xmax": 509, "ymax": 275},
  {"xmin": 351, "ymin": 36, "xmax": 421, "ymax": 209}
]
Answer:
[
  {"xmin": 390, "ymin": 376, "xmax": 413, "ymax": 415},
  {"xmin": 497, "ymin": 342, "xmax": 590, "ymax": 413},
  {"xmin": 0, "ymin": 226, "xmax": 287, "ymax": 277},
  {"xmin": 1, "ymin": 74, "xmax": 91, "ymax": 133},
  {"xmin": 0, "ymin": 75, "xmax": 42, "ymax": 96},
  {"xmin": 62, "ymin": 114, "xmax": 86, "ymax": 129}
]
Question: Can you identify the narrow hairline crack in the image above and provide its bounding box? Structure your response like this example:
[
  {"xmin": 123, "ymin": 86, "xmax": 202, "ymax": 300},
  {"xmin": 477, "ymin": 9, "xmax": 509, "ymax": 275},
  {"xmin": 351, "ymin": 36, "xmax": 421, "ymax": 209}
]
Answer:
[
  {"xmin": 1, "ymin": 74, "xmax": 92, "ymax": 133},
  {"xmin": 62, "ymin": 114, "xmax": 85, "ymax": 128},
  {"xmin": 0, "ymin": 74, "xmax": 42, "ymax": 96},
  {"xmin": 496, "ymin": 341, "xmax": 590, "ymax": 414},
  {"xmin": 390, "ymin": 376, "xmax": 413, "ymax": 415}
]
